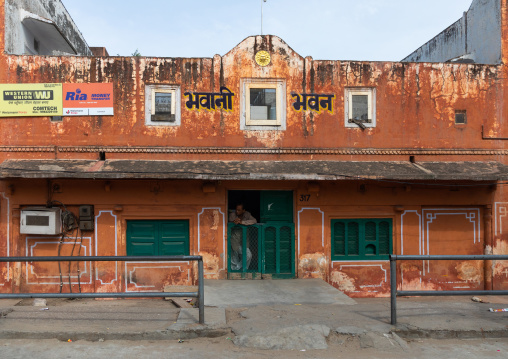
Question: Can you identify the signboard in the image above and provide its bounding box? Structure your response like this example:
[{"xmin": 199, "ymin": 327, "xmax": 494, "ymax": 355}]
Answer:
[
  {"xmin": 0, "ymin": 83, "xmax": 63, "ymax": 117},
  {"xmin": 63, "ymin": 83, "xmax": 114, "ymax": 116}
]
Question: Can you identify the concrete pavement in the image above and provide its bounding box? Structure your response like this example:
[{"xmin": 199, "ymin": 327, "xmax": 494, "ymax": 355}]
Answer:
[
  {"xmin": 204, "ymin": 278, "xmax": 356, "ymax": 307},
  {"xmin": 0, "ymin": 280, "xmax": 506, "ymax": 350}
]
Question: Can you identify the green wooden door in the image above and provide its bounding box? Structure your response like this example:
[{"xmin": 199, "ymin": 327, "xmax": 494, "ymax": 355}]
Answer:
[
  {"xmin": 159, "ymin": 221, "xmax": 189, "ymax": 255},
  {"xmin": 260, "ymin": 191, "xmax": 294, "ymax": 277},
  {"xmin": 127, "ymin": 221, "xmax": 158, "ymax": 256},
  {"xmin": 127, "ymin": 220, "xmax": 189, "ymax": 256},
  {"xmin": 260, "ymin": 191, "xmax": 293, "ymax": 223},
  {"xmin": 262, "ymin": 223, "xmax": 295, "ymax": 277}
]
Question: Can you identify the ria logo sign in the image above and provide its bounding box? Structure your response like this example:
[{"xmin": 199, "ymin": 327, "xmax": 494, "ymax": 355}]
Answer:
[
  {"xmin": 62, "ymin": 83, "xmax": 114, "ymax": 116},
  {"xmin": 65, "ymin": 88, "xmax": 87, "ymax": 101}
]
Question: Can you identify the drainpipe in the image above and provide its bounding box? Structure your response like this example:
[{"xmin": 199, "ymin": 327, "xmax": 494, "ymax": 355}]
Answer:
[{"xmin": 484, "ymin": 205, "xmax": 493, "ymax": 290}]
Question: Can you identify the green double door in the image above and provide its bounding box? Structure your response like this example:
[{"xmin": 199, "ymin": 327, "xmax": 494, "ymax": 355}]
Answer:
[
  {"xmin": 228, "ymin": 190, "xmax": 295, "ymax": 278},
  {"xmin": 127, "ymin": 220, "xmax": 189, "ymax": 256}
]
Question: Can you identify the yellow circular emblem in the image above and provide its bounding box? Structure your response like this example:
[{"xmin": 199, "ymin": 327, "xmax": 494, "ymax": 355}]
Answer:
[{"xmin": 255, "ymin": 50, "xmax": 271, "ymax": 67}]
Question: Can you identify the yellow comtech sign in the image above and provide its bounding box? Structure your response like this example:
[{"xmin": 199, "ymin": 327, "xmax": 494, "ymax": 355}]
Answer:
[{"xmin": 0, "ymin": 83, "xmax": 63, "ymax": 117}]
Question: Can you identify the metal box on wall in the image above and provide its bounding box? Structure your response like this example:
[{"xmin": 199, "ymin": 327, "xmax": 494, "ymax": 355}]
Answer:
[{"xmin": 20, "ymin": 208, "xmax": 62, "ymax": 235}]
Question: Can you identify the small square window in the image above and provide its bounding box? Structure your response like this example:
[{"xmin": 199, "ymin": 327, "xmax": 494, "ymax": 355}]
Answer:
[
  {"xmin": 250, "ymin": 88, "xmax": 277, "ymax": 121},
  {"xmin": 152, "ymin": 90, "xmax": 175, "ymax": 122},
  {"xmin": 145, "ymin": 85, "xmax": 181, "ymax": 126},
  {"xmin": 455, "ymin": 110, "xmax": 467, "ymax": 124},
  {"xmin": 345, "ymin": 88, "xmax": 376, "ymax": 128},
  {"xmin": 352, "ymin": 95, "xmax": 369, "ymax": 121},
  {"xmin": 241, "ymin": 79, "xmax": 286, "ymax": 130}
]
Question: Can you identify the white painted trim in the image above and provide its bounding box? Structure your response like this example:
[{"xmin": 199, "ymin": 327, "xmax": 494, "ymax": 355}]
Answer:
[
  {"xmin": 297, "ymin": 207, "xmax": 324, "ymax": 255},
  {"xmin": 332, "ymin": 260, "xmax": 389, "ymax": 264},
  {"xmin": 145, "ymin": 84, "xmax": 181, "ymax": 127},
  {"xmin": 94, "ymin": 211, "xmax": 118, "ymax": 285},
  {"xmin": 339, "ymin": 264, "xmax": 387, "ymax": 288},
  {"xmin": 124, "ymin": 261, "xmax": 190, "ymax": 292},
  {"xmin": 25, "ymin": 236, "xmax": 92, "ymax": 285},
  {"xmin": 197, "ymin": 207, "xmax": 226, "ymax": 271},
  {"xmin": 422, "ymin": 208, "xmax": 481, "ymax": 275},
  {"xmin": 495, "ymin": 202, "xmax": 508, "ymax": 236},
  {"xmin": 0, "ymin": 193, "xmax": 10, "ymax": 284},
  {"xmin": 344, "ymin": 87, "xmax": 376, "ymax": 128},
  {"xmin": 29, "ymin": 242, "xmax": 89, "ymax": 278},
  {"xmin": 240, "ymin": 78, "xmax": 287, "ymax": 131}
]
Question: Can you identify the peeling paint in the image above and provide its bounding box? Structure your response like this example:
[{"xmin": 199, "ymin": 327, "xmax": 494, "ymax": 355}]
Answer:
[
  {"xmin": 330, "ymin": 271, "xmax": 356, "ymax": 293},
  {"xmin": 200, "ymin": 252, "xmax": 220, "ymax": 280},
  {"xmin": 298, "ymin": 253, "xmax": 327, "ymax": 279},
  {"xmin": 456, "ymin": 261, "xmax": 482, "ymax": 283}
]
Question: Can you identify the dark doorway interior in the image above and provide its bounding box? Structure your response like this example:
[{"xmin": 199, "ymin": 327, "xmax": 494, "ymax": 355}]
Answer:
[{"xmin": 228, "ymin": 190, "xmax": 261, "ymax": 222}]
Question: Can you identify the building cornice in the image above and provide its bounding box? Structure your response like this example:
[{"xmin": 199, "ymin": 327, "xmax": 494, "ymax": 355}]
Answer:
[{"xmin": 0, "ymin": 146, "xmax": 506, "ymax": 156}]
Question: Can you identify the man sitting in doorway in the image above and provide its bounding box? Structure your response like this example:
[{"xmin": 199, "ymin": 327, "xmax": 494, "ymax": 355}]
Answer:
[
  {"xmin": 229, "ymin": 203, "xmax": 257, "ymax": 226},
  {"xmin": 229, "ymin": 203, "xmax": 257, "ymax": 271}
]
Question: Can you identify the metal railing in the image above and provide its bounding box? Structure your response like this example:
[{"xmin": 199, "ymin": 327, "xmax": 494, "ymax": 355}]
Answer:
[
  {"xmin": 390, "ymin": 254, "xmax": 508, "ymax": 325},
  {"xmin": 0, "ymin": 255, "xmax": 205, "ymax": 324}
]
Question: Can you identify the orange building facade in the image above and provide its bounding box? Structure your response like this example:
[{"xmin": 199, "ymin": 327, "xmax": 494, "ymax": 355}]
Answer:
[{"xmin": 1, "ymin": 0, "xmax": 508, "ymax": 297}]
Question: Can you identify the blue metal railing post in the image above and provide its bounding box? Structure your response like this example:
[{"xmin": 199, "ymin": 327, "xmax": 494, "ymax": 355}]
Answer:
[
  {"xmin": 198, "ymin": 257, "xmax": 205, "ymax": 324},
  {"xmin": 390, "ymin": 255, "xmax": 397, "ymax": 325}
]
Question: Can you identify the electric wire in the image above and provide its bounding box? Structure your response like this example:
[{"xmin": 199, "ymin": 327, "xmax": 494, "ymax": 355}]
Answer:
[
  {"xmin": 57, "ymin": 231, "xmax": 64, "ymax": 293},
  {"xmin": 76, "ymin": 227, "xmax": 83, "ymax": 293}
]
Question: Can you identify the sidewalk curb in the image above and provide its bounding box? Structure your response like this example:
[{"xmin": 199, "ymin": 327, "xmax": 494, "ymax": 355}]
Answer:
[
  {"xmin": 0, "ymin": 327, "xmax": 232, "ymax": 341},
  {"xmin": 0, "ymin": 327, "xmax": 506, "ymax": 342},
  {"xmin": 394, "ymin": 328, "xmax": 508, "ymax": 340}
]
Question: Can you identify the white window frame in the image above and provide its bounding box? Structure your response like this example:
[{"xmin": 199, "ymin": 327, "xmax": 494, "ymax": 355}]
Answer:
[
  {"xmin": 241, "ymin": 79, "xmax": 286, "ymax": 130},
  {"xmin": 145, "ymin": 84, "xmax": 181, "ymax": 126},
  {"xmin": 344, "ymin": 87, "xmax": 376, "ymax": 128}
]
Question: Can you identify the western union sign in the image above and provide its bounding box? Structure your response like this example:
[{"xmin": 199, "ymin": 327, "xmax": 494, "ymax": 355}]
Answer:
[{"xmin": 0, "ymin": 83, "xmax": 63, "ymax": 117}]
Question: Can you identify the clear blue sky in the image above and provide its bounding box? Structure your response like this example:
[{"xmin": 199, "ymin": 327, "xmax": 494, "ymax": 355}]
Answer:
[{"xmin": 62, "ymin": 0, "xmax": 473, "ymax": 61}]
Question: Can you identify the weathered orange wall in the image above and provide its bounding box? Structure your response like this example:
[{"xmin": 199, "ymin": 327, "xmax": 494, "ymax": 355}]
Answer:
[
  {"xmin": 0, "ymin": 177, "xmax": 497, "ymax": 297},
  {"xmin": 0, "ymin": 36, "xmax": 504, "ymax": 160},
  {"xmin": 1, "ymin": 0, "xmax": 508, "ymax": 296}
]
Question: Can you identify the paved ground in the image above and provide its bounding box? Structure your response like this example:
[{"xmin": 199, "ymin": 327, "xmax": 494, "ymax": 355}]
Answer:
[
  {"xmin": 1, "ymin": 338, "xmax": 508, "ymax": 358},
  {"xmin": 0, "ymin": 279, "xmax": 506, "ymax": 355},
  {"xmin": 204, "ymin": 279, "xmax": 356, "ymax": 307}
]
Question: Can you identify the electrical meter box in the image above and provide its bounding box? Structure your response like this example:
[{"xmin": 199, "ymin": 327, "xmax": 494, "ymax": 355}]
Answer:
[
  {"xmin": 79, "ymin": 205, "xmax": 94, "ymax": 231},
  {"xmin": 20, "ymin": 208, "xmax": 62, "ymax": 235}
]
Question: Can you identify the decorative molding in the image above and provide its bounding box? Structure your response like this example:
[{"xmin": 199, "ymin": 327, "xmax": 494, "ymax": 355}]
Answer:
[
  {"xmin": 495, "ymin": 202, "xmax": 508, "ymax": 236},
  {"xmin": 94, "ymin": 211, "xmax": 118, "ymax": 285},
  {"xmin": 197, "ymin": 207, "xmax": 226, "ymax": 273},
  {"xmin": 51, "ymin": 146, "xmax": 508, "ymax": 156},
  {"xmin": 1, "ymin": 145, "xmax": 506, "ymax": 156},
  {"xmin": 25, "ymin": 237, "xmax": 92, "ymax": 285},
  {"xmin": 0, "ymin": 146, "xmax": 55, "ymax": 152},
  {"xmin": 338, "ymin": 264, "xmax": 387, "ymax": 292},
  {"xmin": 125, "ymin": 261, "xmax": 190, "ymax": 292},
  {"xmin": 421, "ymin": 208, "xmax": 481, "ymax": 276}
]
